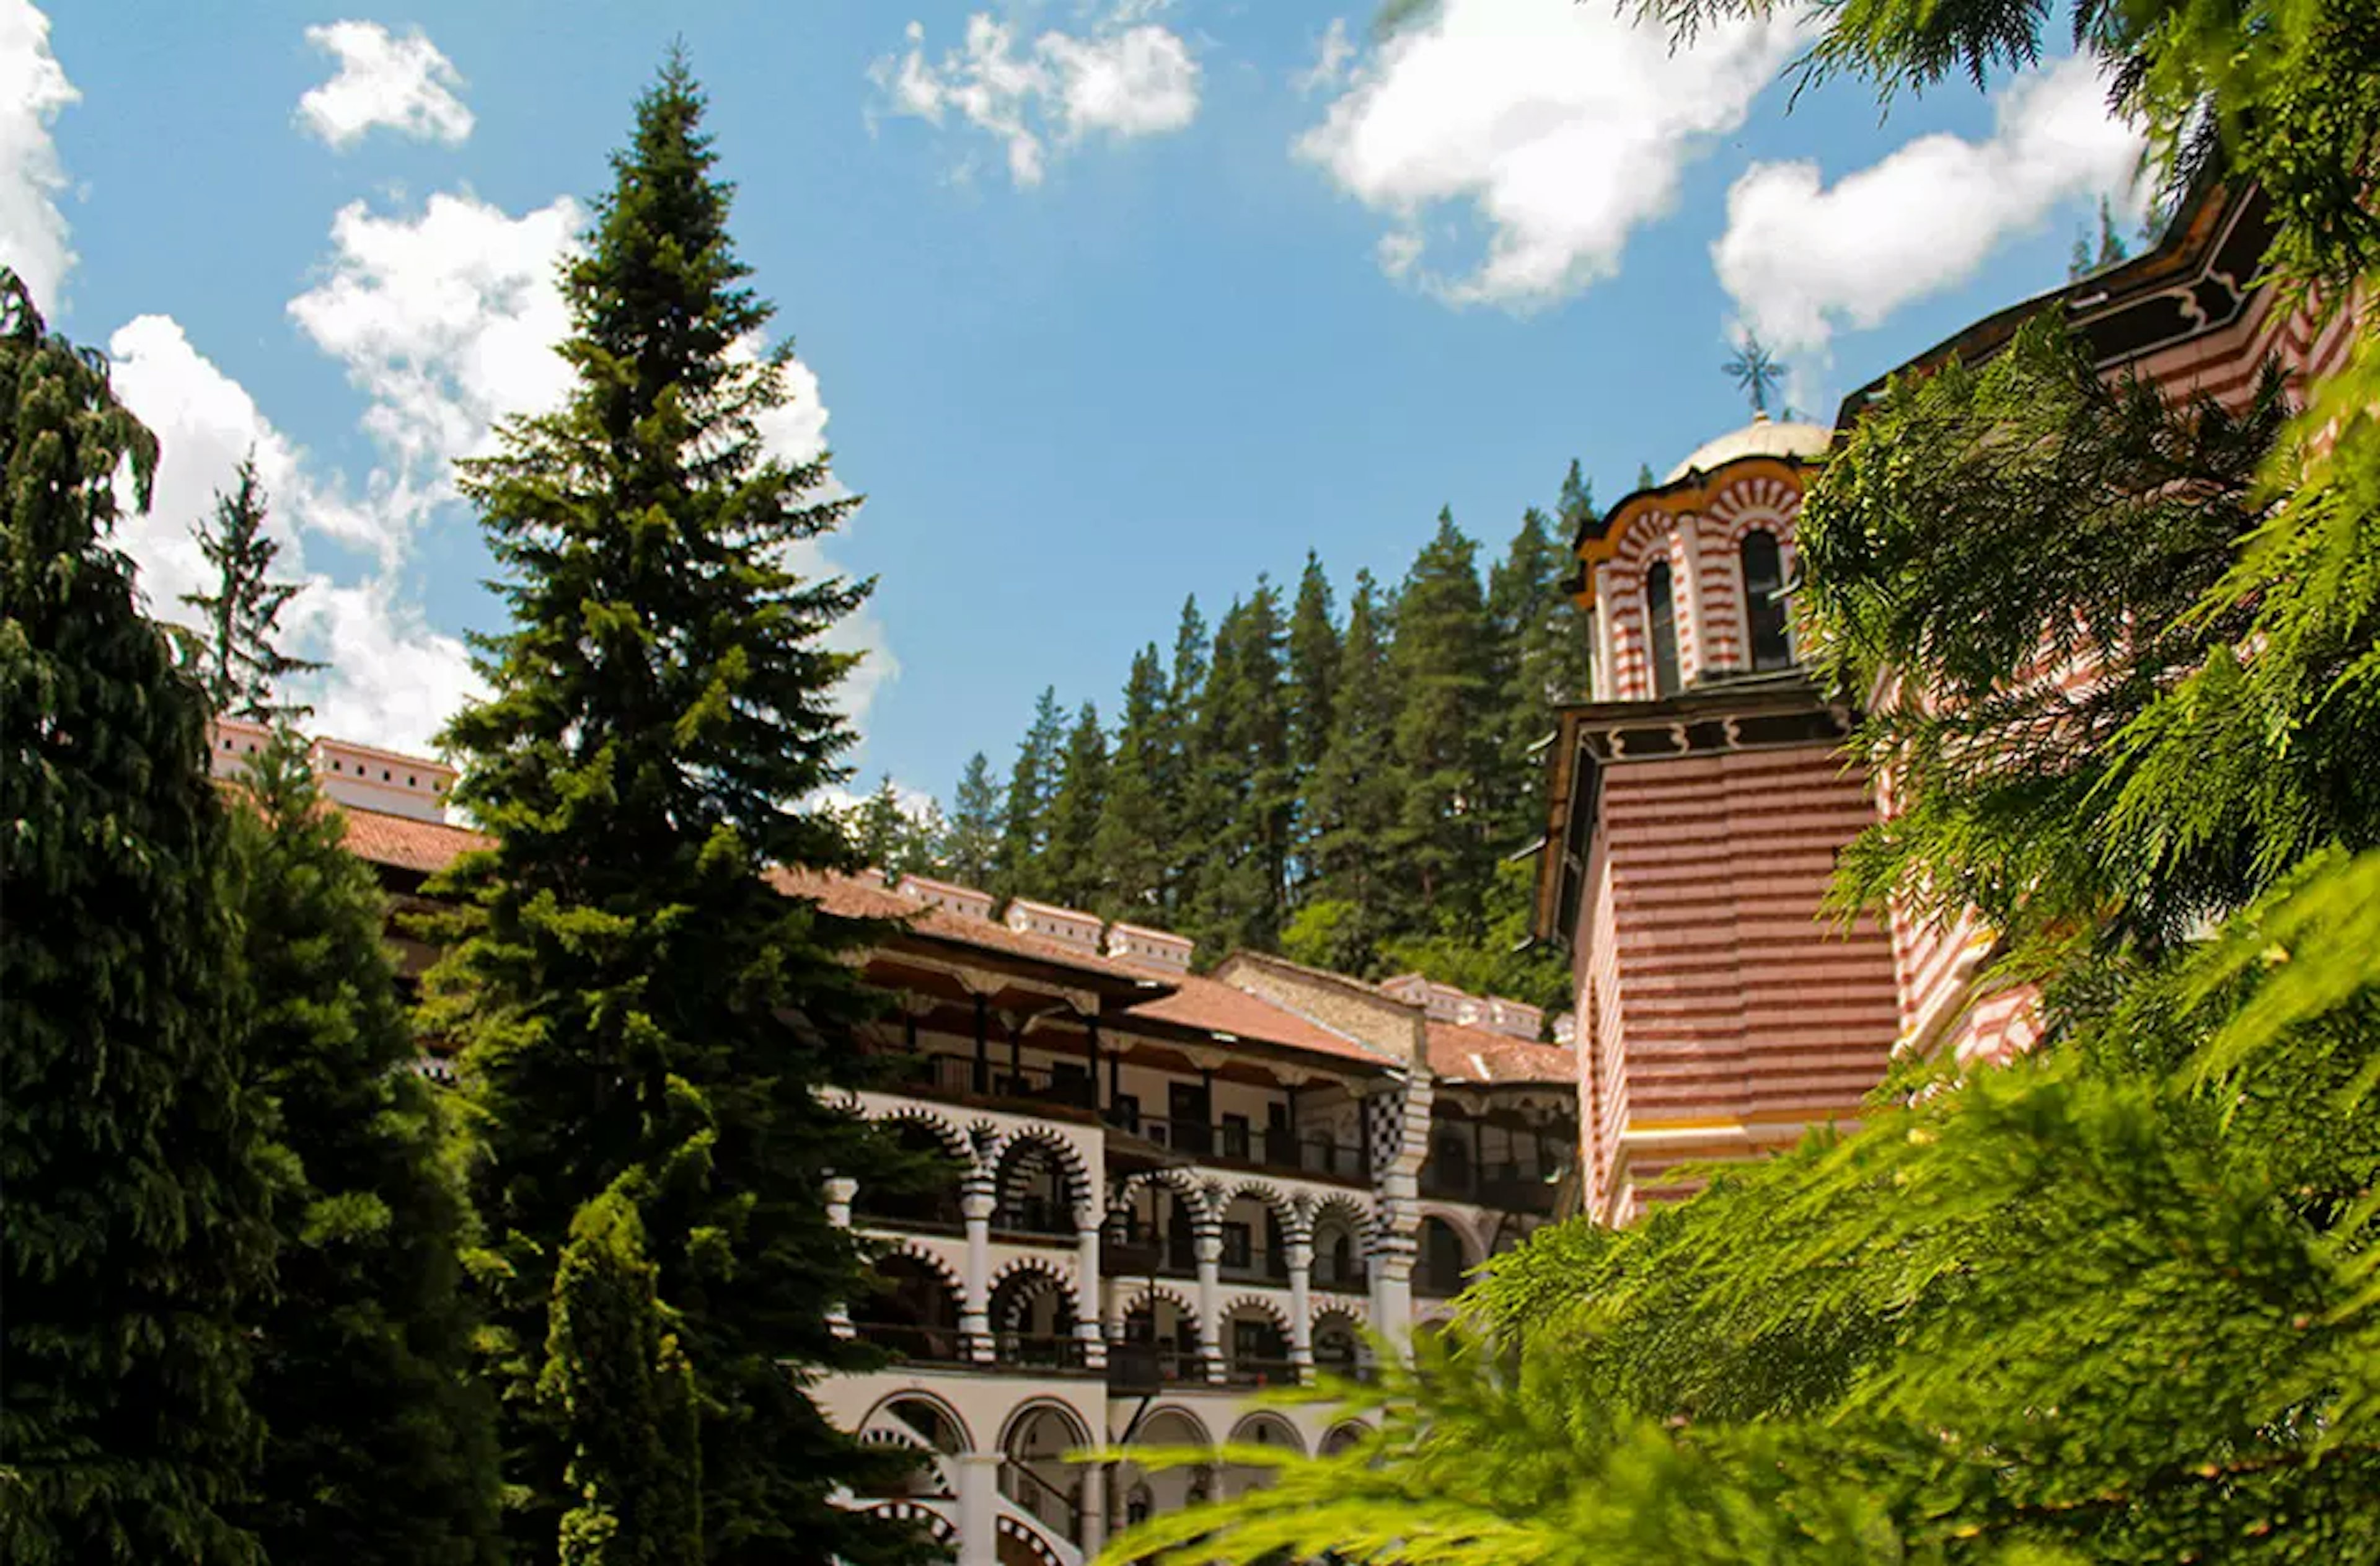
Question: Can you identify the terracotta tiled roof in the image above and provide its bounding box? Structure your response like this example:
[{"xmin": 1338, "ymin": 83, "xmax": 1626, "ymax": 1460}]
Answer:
[
  {"xmin": 1116, "ymin": 973, "xmax": 1393, "ymax": 1069},
  {"xmin": 768, "ymin": 869, "xmax": 1168, "ymax": 988},
  {"xmin": 1426, "ymin": 1019, "xmax": 1574, "ymax": 1086},
  {"xmin": 339, "ymin": 808, "xmax": 489, "ymax": 875}
]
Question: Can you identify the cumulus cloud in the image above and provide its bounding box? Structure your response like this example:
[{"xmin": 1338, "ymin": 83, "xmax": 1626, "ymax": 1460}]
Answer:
[
  {"xmin": 1300, "ymin": 0, "xmax": 1804, "ymax": 307},
  {"xmin": 0, "ymin": 0, "xmax": 77, "ymax": 314},
  {"xmin": 873, "ymin": 6, "xmax": 1199, "ymax": 188},
  {"xmin": 297, "ymin": 20, "xmax": 474, "ymax": 149},
  {"xmin": 1715, "ymin": 55, "xmax": 2146, "ymax": 359}
]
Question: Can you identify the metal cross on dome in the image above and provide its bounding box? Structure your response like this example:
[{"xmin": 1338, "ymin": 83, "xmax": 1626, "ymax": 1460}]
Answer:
[{"xmin": 1723, "ymin": 331, "xmax": 1784, "ymax": 417}]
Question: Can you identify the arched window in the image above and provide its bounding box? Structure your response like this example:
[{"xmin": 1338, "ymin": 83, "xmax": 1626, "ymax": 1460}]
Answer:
[
  {"xmin": 1740, "ymin": 530, "xmax": 1792, "ymax": 671},
  {"xmin": 1644, "ymin": 560, "xmax": 1681, "ymax": 697}
]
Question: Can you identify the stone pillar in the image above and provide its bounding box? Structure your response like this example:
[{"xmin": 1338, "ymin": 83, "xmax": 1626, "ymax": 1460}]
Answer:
[
  {"xmin": 1079, "ymin": 1454, "xmax": 1107, "ymax": 1558},
  {"xmin": 956, "ymin": 1452, "xmax": 1001, "ymax": 1566},
  {"xmin": 1593, "ymin": 565, "xmax": 1621, "ymax": 700},
  {"xmin": 1192, "ymin": 1215, "xmax": 1225, "ymax": 1384},
  {"xmin": 1074, "ymin": 1209, "xmax": 1107, "ymax": 1369},
  {"xmin": 1284, "ymin": 1225, "xmax": 1315, "ymax": 1381},
  {"xmin": 1675, "ymin": 519, "xmax": 1711, "ymax": 681},
  {"xmin": 824, "ymin": 1175, "xmax": 858, "ymax": 1338},
  {"xmin": 1370, "ymin": 1236, "xmax": 1415, "ymax": 1349},
  {"xmin": 961, "ymin": 1172, "xmax": 996, "ymax": 1363}
]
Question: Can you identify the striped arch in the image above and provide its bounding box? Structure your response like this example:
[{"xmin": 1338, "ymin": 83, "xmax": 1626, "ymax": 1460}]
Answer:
[
  {"xmin": 997, "ymin": 1512, "xmax": 1068, "ymax": 1566},
  {"xmin": 881, "ymin": 1237, "xmax": 967, "ymax": 1301},
  {"xmin": 1309, "ymin": 1192, "xmax": 1370, "ymax": 1231},
  {"xmin": 1220, "ymin": 1292, "xmax": 1294, "ymax": 1336},
  {"xmin": 866, "ymin": 1103, "xmax": 977, "ymax": 1170},
  {"xmin": 1219, "ymin": 1177, "xmax": 1295, "ymax": 1229},
  {"xmin": 987, "ymin": 1253, "xmax": 1076, "ymax": 1299},
  {"xmin": 1113, "ymin": 1166, "xmax": 1214, "ymax": 1225},
  {"xmin": 1704, "ymin": 474, "xmax": 1801, "ymax": 542},
  {"xmin": 998, "ymin": 1396, "xmax": 1096, "ymax": 1456},
  {"xmin": 860, "ymin": 1388, "xmax": 976, "ymax": 1454},
  {"xmin": 1310, "ymin": 1299, "xmax": 1369, "ymax": 1334},
  {"xmin": 866, "ymin": 1500, "xmax": 959, "ymax": 1548},
  {"xmin": 988, "ymin": 1125, "xmax": 1095, "ymax": 1210},
  {"xmin": 1116, "ymin": 1279, "xmax": 1201, "ymax": 1326}
]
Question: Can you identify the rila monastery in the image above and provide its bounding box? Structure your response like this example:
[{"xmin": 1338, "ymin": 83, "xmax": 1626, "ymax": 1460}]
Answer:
[{"xmin": 179, "ymin": 164, "xmax": 2358, "ymax": 1566}]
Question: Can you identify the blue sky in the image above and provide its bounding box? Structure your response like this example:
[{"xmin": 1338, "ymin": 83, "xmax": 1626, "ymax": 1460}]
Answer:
[{"xmin": 11, "ymin": 0, "xmax": 2144, "ymax": 810}]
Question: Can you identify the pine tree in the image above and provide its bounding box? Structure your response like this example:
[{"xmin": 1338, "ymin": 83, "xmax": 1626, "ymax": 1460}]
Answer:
[
  {"xmin": 0, "ymin": 268, "xmax": 277, "ymax": 1565},
  {"xmin": 1043, "ymin": 701, "xmax": 1109, "ymax": 908},
  {"xmin": 1285, "ymin": 551, "xmax": 1340, "ymax": 895},
  {"xmin": 1287, "ymin": 569, "xmax": 1401, "ymax": 975},
  {"xmin": 227, "ymin": 728, "xmax": 503, "ymax": 1564},
  {"xmin": 419, "ymin": 60, "xmax": 922, "ymax": 1566},
  {"xmin": 1157, "ymin": 596, "xmax": 1211, "ymax": 924},
  {"xmin": 1194, "ymin": 582, "xmax": 1294, "ymax": 952},
  {"xmin": 850, "ymin": 776, "xmax": 938, "ymax": 880},
  {"xmin": 1634, "ymin": 460, "xmax": 1657, "ymax": 490},
  {"xmin": 1487, "ymin": 500, "xmax": 1589, "ymax": 851},
  {"xmin": 943, "ymin": 752, "xmax": 1002, "ymax": 887},
  {"xmin": 179, "ymin": 451, "xmax": 322, "ymax": 721},
  {"xmin": 542, "ymin": 1193, "xmax": 703, "ymax": 1566},
  {"xmin": 1092, "ymin": 645, "xmax": 1171, "ymax": 916},
  {"xmin": 1554, "ymin": 457, "xmax": 1596, "ymax": 539},
  {"xmin": 995, "ymin": 685, "xmax": 1065, "ymax": 901},
  {"xmin": 1387, "ymin": 508, "xmax": 1497, "ymax": 927}
]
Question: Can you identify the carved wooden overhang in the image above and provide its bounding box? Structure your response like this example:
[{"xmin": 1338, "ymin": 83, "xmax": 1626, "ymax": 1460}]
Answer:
[
  {"xmin": 1833, "ymin": 177, "xmax": 2274, "ymax": 424},
  {"xmin": 1527, "ymin": 673, "xmax": 1854, "ymax": 945}
]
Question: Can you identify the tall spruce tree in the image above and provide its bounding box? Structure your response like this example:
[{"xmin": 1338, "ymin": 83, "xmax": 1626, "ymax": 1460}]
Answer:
[
  {"xmin": 227, "ymin": 729, "xmax": 503, "ymax": 1564},
  {"xmin": 1157, "ymin": 597, "xmax": 1212, "ymax": 924},
  {"xmin": 0, "ymin": 268, "xmax": 277, "ymax": 1565},
  {"xmin": 1043, "ymin": 701, "xmax": 1109, "ymax": 907},
  {"xmin": 1092, "ymin": 645, "xmax": 1171, "ymax": 916},
  {"xmin": 1285, "ymin": 551, "xmax": 1341, "ymax": 895},
  {"xmin": 850, "ymin": 776, "xmax": 939, "ymax": 880},
  {"xmin": 994, "ymin": 686, "xmax": 1065, "ymax": 901},
  {"xmin": 943, "ymin": 751, "xmax": 1002, "ymax": 887},
  {"xmin": 1486, "ymin": 500, "xmax": 1589, "ymax": 851},
  {"xmin": 1287, "ymin": 568, "xmax": 1401, "ymax": 975},
  {"xmin": 1386, "ymin": 508, "xmax": 1496, "ymax": 926},
  {"xmin": 420, "ymin": 60, "xmax": 921, "ymax": 1566},
  {"xmin": 179, "ymin": 451, "xmax": 322, "ymax": 721}
]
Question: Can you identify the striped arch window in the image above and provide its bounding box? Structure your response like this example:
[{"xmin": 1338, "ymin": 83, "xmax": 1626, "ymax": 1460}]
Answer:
[
  {"xmin": 1644, "ymin": 560, "xmax": 1682, "ymax": 697},
  {"xmin": 1740, "ymin": 529, "xmax": 1792, "ymax": 671}
]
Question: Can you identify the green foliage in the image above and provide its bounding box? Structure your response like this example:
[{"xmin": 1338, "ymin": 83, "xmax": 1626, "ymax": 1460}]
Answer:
[
  {"xmin": 0, "ymin": 268, "xmax": 277, "ymax": 1565},
  {"xmin": 226, "ymin": 728, "xmax": 504, "ymax": 1564},
  {"xmin": 995, "ymin": 686, "xmax": 1066, "ymax": 900},
  {"xmin": 943, "ymin": 752, "xmax": 1002, "ymax": 888},
  {"xmin": 848, "ymin": 776, "xmax": 943, "ymax": 881},
  {"xmin": 544, "ymin": 1192, "xmax": 703, "ymax": 1566},
  {"xmin": 1044, "ymin": 701, "xmax": 1109, "ymax": 907},
  {"xmin": 1388, "ymin": 508, "xmax": 1497, "ymax": 924},
  {"xmin": 1092, "ymin": 645, "xmax": 1171, "ymax": 917},
  {"xmin": 1378, "ymin": 858, "xmax": 1571, "ymax": 1014},
  {"xmin": 178, "ymin": 451, "xmax": 322, "ymax": 722},
  {"xmin": 419, "ymin": 57, "xmax": 925, "ymax": 1566}
]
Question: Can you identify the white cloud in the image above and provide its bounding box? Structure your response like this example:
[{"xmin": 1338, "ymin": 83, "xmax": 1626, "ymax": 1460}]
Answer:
[
  {"xmin": 1300, "ymin": 0, "xmax": 1804, "ymax": 307},
  {"xmin": 0, "ymin": 0, "xmax": 77, "ymax": 314},
  {"xmin": 1295, "ymin": 17, "xmax": 1356, "ymax": 97},
  {"xmin": 297, "ymin": 21, "xmax": 474, "ymax": 150},
  {"xmin": 1715, "ymin": 54, "xmax": 2146, "ymax": 359},
  {"xmin": 292, "ymin": 577, "xmax": 482, "ymax": 754},
  {"xmin": 873, "ymin": 6, "xmax": 1199, "ymax": 188},
  {"xmin": 286, "ymin": 192, "xmax": 581, "ymax": 559}
]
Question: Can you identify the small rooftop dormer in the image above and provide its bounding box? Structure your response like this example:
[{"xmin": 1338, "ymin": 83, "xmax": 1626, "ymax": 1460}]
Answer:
[
  {"xmin": 1379, "ymin": 975, "xmax": 1545, "ymax": 1041},
  {"xmin": 894, "ymin": 873, "xmax": 996, "ymax": 922},
  {"xmin": 1003, "ymin": 896, "xmax": 1103, "ymax": 957},
  {"xmin": 309, "ymin": 736, "xmax": 456, "ymax": 824},
  {"xmin": 1104, "ymin": 921, "xmax": 1194, "ymax": 975},
  {"xmin": 207, "ymin": 715, "xmax": 274, "ymax": 782}
]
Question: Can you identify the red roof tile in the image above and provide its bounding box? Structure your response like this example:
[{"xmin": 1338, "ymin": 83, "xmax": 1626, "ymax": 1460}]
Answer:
[
  {"xmin": 769, "ymin": 869, "xmax": 1166, "ymax": 988},
  {"xmin": 1116, "ymin": 973, "xmax": 1393, "ymax": 1069},
  {"xmin": 339, "ymin": 808, "xmax": 489, "ymax": 875},
  {"xmin": 1426, "ymin": 1020, "xmax": 1575, "ymax": 1086}
]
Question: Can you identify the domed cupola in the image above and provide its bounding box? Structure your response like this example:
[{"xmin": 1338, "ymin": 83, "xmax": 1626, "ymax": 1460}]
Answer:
[{"xmin": 1570, "ymin": 413, "xmax": 1831, "ymax": 701}]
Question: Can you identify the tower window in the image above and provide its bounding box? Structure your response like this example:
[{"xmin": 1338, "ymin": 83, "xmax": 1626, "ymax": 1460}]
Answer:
[
  {"xmin": 1741, "ymin": 530, "xmax": 1792, "ymax": 671},
  {"xmin": 1644, "ymin": 560, "xmax": 1681, "ymax": 698}
]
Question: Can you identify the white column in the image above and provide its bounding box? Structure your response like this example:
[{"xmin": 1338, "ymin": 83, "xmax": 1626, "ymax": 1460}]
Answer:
[
  {"xmin": 1192, "ymin": 1217, "xmax": 1225, "ymax": 1384},
  {"xmin": 824, "ymin": 1175, "xmax": 858, "ymax": 1338},
  {"xmin": 1371, "ymin": 1239, "xmax": 1414, "ymax": 1350},
  {"xmin": 1079, "ymin": 1456, "xmax": 1107, "ymax": 1558},
  {"xmin": 1675, "ymin": 520, "xmax": 1709, "ymax": 683},
  {"xmin": 1285, "ymin": 1227, "xmax": 1315, "ymax": 1381},
  {"xmin": 956, "ymin": 1453, "xmax": 1000, "ymax": 1566},
  {"xmin": 1592, "ymin": 567, "xmax": 1621, "ymax": 699},
  {"xmin": 1074, "ymin": 1210, "xmax": 1107, "ymax": 1369},
  {"xmin": 961, "ymin": 1174, "xmax": 996, "ymax": 1363}
]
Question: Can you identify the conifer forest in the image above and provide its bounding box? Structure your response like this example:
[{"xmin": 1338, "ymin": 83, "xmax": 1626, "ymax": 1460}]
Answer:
[{"xmin": 7, "ymin": 0, "xmax": 2380, "ymax": 1562}]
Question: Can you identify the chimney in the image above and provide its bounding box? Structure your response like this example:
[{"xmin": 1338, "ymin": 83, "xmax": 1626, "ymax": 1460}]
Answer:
[
  {"xmin": 1380, "ymin": 974, "xmax": 1545, "ymax": 1040},
  {"xmin": 1104, "ymin": 921, "xmax": 1194, "ymax": 975},
  {"xmin": 893, "ymin": 874, "xmax": 995, "ymax": 922},
  {"xmin": 1003, "ymin": 896, "xmax": 1104, "ymax": 957}
]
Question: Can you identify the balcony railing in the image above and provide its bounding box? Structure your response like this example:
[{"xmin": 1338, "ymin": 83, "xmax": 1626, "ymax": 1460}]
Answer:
[
  {"xmin": 1114, "ymin": 1115, "xmax": 1368, "ymax": 1183},
  {"xmin": 897, "ymin": 1053, "xmax": 1098, "ymax": 1113},
  {"xmin": 1222, "ymin": 1355, "xmax": 1302, "ymax": 1389},
  {"xmin": 851, "ymin": 1321, "xmax": 971, "ymax": 1366},
  {"xmin": 991, "ymin": 1197, "xmax": 1075, "ymax": 1238},
  {"xmin": 1419, "ymin": 1159, "xmax": 1563, "ymax": 1214},
  {"xmin": 1104, "ymin": 1341, "xmax": 1201, "ymax": 1394},
  {"xmin": 992, "ymin": 1332, "xmax": 1090, "ymax": 1371}
]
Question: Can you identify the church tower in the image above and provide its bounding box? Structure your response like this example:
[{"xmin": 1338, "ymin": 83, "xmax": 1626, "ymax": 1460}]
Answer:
[{"xmin": 1532, "ymin": 416, "xmax": 1902, "ymax": 1226}]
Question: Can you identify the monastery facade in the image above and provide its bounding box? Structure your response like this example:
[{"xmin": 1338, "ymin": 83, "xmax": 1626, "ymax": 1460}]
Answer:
[
  {"xmin": 1528, "ymin": 175, "xmax": 2366, "ymax": 1226},
  {"xmin": 207, "ymin": 715, "xmax": 1574, "ymax": 1566}
]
